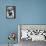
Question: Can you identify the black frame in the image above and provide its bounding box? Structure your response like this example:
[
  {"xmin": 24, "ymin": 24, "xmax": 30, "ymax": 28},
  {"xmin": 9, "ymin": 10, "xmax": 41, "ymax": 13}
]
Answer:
[{"xmin": 6, "ymin": 6, "xmax": 16, "ymax": 19}]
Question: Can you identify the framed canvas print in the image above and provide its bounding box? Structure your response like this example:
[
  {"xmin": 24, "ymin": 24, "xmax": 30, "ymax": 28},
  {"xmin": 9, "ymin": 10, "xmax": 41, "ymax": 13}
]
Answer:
[
  {"xmin": 18, "ymin": 24, "xmax": 46, "ymax": 46},
  {"xmin": 18, "ymin": 24, "xmax": 46, "ymax": 41},
  {"xmin": 6, "ymin": 6, "xmax": 16, "ymax": 19}
]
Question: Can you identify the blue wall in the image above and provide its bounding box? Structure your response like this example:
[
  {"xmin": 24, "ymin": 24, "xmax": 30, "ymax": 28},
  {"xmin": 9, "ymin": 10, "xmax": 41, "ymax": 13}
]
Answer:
[{"xmin": 0, "ymin": 0, "xmax": 46, "ymax": 44}]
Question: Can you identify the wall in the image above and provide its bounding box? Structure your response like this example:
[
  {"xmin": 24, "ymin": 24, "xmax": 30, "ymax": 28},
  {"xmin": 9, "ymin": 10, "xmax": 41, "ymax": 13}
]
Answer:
[
  {"xmin": 0, "ymin": 0, "xmax": 46, "ymax": 44},
  {"xmin": 0, "ymin": 0, "xmax": 18, "ymax": 44},
  {"xmin": 16, "ymin": 0, "xmax": 46, "ymax": 24}
]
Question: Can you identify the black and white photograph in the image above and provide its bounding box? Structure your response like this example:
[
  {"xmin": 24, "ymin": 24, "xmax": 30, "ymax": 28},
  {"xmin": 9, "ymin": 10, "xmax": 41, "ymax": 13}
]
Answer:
[{"xmin": 6, "ymin": 6, "xmax": 16, "ymax": 19}]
